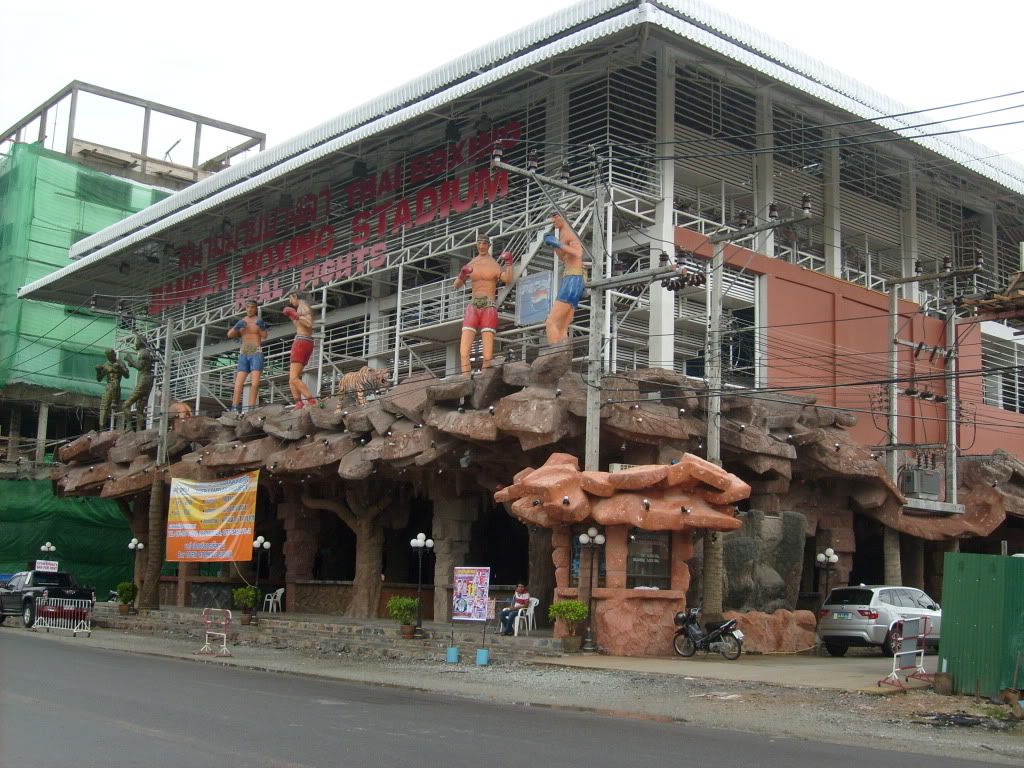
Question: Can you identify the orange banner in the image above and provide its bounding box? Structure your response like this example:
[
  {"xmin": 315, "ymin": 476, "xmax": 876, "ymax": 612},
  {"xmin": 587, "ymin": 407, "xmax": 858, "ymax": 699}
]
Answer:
[{"xmin": 166, "ymin": 471, "xmax": 258, "ymax": 562}]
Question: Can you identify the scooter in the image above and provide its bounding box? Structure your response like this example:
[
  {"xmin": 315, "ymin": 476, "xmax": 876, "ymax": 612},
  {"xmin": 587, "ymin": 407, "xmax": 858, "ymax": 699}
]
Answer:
[{"xmin": 672, "ymin": 606, "xmax": 744, "ymax": 660}]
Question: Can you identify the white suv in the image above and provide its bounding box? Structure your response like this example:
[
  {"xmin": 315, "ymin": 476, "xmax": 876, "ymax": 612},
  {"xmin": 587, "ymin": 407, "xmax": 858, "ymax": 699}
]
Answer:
[{"xmin": 817, "ymin": 585, "xmax": 941, "ymax": 657}]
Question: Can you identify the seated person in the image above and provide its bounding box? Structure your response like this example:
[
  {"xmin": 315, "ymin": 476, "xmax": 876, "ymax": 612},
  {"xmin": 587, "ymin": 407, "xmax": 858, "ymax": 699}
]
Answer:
[{"xmin": 500, "ymin": 583, "xmax": 531, "ymax": 636}]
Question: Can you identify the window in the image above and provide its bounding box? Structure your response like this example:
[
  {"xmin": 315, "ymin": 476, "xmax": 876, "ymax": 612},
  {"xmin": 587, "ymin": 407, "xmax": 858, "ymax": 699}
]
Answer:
[
  {"xmin": 626, "ymin": 529, "xmax": 671, "ymax": 589},
  {"xmin": 76, "ymin": 171, "xmax": 131, "ymax": 209},
  {"xmin": 59, "ymin": 347, "xmax": 99, "ymax": 380}
]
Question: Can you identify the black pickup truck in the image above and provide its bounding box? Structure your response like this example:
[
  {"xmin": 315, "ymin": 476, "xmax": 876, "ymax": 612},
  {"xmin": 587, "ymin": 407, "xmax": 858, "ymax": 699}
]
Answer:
[{"xmin": 0, "ymin": 570, "xmax": 95, "ymax": 627}]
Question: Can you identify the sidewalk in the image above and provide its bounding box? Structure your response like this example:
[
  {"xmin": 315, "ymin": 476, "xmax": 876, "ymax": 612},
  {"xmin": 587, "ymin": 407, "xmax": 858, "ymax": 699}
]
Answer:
[{"xmin": 536, "ymin": 649, "xmax": 931, "ymax": 692}]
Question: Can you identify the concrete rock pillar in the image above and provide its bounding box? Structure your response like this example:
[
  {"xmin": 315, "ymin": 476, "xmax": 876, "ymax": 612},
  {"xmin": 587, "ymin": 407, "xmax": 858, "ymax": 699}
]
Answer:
[
  {"xmin": 528, "ymin": 525, "xmax": 554, "ymax": 627},
  {"xmin": 280, "ymin": 485, "xmax": 319, "ymax": 607},
  {"xmin": 432, "ymin": 495, "xmax": 477, "ymax": 623}
]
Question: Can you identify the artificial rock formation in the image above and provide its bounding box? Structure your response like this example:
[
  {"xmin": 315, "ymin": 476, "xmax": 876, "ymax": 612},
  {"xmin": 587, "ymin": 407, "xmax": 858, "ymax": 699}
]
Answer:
[
  {"xmin": 48, "ymin": 363, "xmax": 1024, "ymax": 650},
  {"xmin": 494, "ymin": 452, "xmax": 749, "ymax": 656}
]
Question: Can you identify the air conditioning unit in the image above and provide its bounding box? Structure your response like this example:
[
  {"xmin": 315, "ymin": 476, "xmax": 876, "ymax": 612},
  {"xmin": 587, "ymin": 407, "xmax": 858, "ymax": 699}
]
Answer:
[{"xmin": 902, "ymin": 468, "xmax": 941, "ymax": 499}]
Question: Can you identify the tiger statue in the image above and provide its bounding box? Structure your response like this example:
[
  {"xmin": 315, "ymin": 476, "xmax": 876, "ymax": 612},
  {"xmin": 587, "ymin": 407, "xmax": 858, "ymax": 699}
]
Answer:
[{"xmin": 335, "ymin": 366, "xmax": 390, "ymax": 406}]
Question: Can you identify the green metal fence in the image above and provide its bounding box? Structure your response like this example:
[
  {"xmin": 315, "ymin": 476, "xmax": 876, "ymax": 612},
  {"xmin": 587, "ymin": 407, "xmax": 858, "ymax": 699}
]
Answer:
[{"xmin": 938, "ymin": 552, "xmax": 1024, "ymax": 697}]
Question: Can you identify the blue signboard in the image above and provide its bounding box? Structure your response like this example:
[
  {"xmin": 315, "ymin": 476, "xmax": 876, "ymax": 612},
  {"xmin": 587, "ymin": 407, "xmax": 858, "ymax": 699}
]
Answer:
[{"xmin": 515, "ymin": 270, "xmax": 552, "ymax": 326}]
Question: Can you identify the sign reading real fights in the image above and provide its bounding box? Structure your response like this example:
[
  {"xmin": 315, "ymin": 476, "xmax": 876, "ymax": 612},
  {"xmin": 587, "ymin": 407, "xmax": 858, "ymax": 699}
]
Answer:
[{"xmin": 148, "ymin": 121, "xmax": 521, "ymax": 315}]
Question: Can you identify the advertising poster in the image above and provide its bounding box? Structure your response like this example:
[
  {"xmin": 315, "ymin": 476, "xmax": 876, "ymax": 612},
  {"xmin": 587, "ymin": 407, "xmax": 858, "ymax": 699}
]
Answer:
[
  {"xmin": 515, "ymin": 270, "xmax": 552, "ymax": 326},
  {"xmin": 166, "ymin": 471, "xmax": 258, "ymax": 562},
  {"xmin": 451, "ymin": 566, "xmax": 491, "ymax": 622}
]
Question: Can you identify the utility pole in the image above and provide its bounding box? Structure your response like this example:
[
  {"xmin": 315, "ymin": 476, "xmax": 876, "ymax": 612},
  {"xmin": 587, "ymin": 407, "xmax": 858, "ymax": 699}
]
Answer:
[
  {"xmin": 140, "ymin": 318, "xmax": 173, "ymax": 610},
  {"xmin": 584, "ymin": 181, "xmax": 606, "ymax": 472},
  {"xmin": 882, "ymin": 266, "xmax": 975, "ymax": 584},
  {"xmin": 700, "ymin": 201, "xmax": 813, "ymax": 619},
  {"xmin": 491, "ymin": 152, "xmax": 680, "ymax": 473}
]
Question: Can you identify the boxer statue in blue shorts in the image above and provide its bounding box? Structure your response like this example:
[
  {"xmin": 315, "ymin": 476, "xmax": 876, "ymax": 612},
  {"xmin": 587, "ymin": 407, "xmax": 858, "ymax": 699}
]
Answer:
[
  {"xmin": 544, "ymin": 213, "xmax": 586, "ymax": 343},
  {"xmin": 227, "ymin": 299, "xmax": 268, "ymax": 413}
]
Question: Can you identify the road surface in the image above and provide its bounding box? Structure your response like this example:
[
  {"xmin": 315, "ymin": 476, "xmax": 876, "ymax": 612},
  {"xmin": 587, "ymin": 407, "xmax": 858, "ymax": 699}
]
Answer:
[{"xmin": 0, "ymin": 630, "xmax": 998, "ymax": 768}]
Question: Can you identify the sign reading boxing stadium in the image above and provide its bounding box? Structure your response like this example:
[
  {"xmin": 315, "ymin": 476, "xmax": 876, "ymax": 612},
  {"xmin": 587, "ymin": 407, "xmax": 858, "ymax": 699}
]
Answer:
[{"xmin": 147, "ymin": 120, "xmax": 521, "ymax": 315}]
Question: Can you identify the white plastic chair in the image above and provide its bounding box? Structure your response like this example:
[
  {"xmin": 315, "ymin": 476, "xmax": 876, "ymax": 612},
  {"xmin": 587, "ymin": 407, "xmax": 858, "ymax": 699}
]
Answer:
[
  {"xmin": 513, "ymin": 597, "xmax": 540, "ymax": 636},
  {"xmin": 263, "ymin": 587, "xmax": 284, "ymax": 613}
]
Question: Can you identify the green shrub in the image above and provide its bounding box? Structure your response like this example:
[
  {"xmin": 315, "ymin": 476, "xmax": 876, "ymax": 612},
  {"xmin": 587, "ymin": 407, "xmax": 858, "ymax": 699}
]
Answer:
[
  {"xmin": 547, "ymin": 599, "xmax": 588, "ymax": 636},
  {"xmin": 232, "ymin": 585, "xmax": 258, "ymax": 610},
  {"xmin": 116, "ymin": 581, "xmax": 138, "ymax": 606},
  {"xmin": 386, "ymin": 595, "xmax": 419, "ymax": 625}
]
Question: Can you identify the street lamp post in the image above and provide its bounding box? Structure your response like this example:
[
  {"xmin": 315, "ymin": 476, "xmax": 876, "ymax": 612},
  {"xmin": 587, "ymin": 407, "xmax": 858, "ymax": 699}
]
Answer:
[
  {"xmin": 815, "ymin": 547, "xmax": 840, "ymax": 602},
  {"xmin": 252, "ymin": 535, "xmax": 271, "ymax": 623},
  {"xmin": 578, "ymin": 527, "xmax": 605, "ymax": 653},
  {"xmin": 409, "ymin": 533, "xmax": 434, "ymax": 638},
  {"xmin": 128, "ymin": 538, "xmax": 145, "ymax": 612},
  {"xmin": 39, "ymin": 541, "xmax": 56, "ymax": 557}
]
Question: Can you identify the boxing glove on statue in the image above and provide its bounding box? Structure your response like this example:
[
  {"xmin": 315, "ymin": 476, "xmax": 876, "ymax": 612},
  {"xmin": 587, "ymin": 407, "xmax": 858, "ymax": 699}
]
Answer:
[{"xmin": 282, "ymin": 306, "xmax": 298, "ymax": 320}]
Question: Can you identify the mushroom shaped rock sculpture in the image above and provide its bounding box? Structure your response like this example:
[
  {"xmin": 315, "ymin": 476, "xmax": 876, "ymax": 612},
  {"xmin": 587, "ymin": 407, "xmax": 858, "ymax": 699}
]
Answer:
[{"xmin": 496, "ymin": 452, "xmax": 749, "ymax": 533}]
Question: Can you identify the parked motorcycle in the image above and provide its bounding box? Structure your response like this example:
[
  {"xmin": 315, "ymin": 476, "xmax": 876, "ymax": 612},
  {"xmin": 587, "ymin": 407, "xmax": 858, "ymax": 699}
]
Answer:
[{"xmin": 672, "ymin": 606, "xmax": 743, "ymax": 660}]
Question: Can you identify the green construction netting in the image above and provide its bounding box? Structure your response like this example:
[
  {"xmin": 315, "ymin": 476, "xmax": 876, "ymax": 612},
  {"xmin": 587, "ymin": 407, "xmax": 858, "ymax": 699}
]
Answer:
[
  {"xmin": 0, "ymin": 142, "xmax": 169, "ymax": 393},
  {"xmin": 0, "ymin": 479, "xmax": 131, "ymax": 595}
]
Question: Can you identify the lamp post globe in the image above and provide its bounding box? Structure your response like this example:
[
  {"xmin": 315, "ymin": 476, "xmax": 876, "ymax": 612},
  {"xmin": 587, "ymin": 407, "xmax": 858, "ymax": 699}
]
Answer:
[
  {"xmin": 410, "ymin": 533, "xmax": 434, "ymax": 637},
  {"xmin": 580, "ymin": 528, "xmax": 604, "ymax": 653},
  {"xmin": 251, "ymin": 535, "xmax": 271, "ymax": 622}
]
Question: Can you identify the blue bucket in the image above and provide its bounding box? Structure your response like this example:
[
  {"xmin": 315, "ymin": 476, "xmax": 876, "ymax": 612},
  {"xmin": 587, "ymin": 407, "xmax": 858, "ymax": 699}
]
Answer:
[
  {"xmin": 475, "ymin": 648, "xmax": 489, "ymax": 666},
  {"xmin": 446, "ymin": 646, "xmax": 459, "ymax": 664}
]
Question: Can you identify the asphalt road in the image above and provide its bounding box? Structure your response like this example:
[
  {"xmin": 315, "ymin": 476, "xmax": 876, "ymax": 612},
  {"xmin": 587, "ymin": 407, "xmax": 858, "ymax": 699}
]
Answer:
[{"xmin": 0, "ymin": 631, "xmax": 997, "ymax": 768}]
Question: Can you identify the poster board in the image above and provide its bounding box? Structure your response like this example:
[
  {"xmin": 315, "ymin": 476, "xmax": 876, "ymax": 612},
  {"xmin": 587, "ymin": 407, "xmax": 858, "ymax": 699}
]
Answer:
[
  {"xmin": 451, "ymin": 566, "xmax": 490, "ymax": 622},
  {"xmin": 166, "ymin": 471, "xmax": 258, "ymax": 562},
  {"xmin": 35, "ymin": 559, "xmax": 58, "ymax": 572},
  {"xmin": 515, "ymin": 270, "xmax": 552, "ymax": 326}
]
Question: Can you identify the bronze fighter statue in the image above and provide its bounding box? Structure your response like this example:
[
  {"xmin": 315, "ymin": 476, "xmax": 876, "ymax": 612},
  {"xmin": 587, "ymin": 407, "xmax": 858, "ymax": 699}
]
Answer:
[{"xmin": 96, "ymin": 349, "xmax": 129, "ymax": 429}]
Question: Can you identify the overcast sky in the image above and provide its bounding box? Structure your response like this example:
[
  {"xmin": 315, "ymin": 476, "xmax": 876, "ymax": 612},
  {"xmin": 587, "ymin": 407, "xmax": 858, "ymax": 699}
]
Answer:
[{"xmin": 2, "ymin": 0, "xmax": 1022, "ymax": 169}]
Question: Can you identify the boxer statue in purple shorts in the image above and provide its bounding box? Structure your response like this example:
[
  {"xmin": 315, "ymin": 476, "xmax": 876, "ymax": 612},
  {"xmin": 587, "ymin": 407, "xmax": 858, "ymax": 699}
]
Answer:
[
  {"xmin": 544, "ymin": 214, "xmax": 585, "ymax": 344},
  {"xmin": 227, "ymin": 299, "xmax": 268, "ymax": 413}
]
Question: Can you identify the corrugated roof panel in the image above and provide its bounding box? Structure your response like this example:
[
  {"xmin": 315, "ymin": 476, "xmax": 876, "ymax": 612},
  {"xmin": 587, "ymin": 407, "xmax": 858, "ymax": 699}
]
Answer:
[{"xmin": 33, "ymin": 0, "xmax": 1024, "ymax": 301}]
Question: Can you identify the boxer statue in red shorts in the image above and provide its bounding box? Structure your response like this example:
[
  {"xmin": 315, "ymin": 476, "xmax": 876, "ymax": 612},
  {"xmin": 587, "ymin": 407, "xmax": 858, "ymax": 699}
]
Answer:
[
  {"xmin": 282, "ymin": 288, "xmax": 316, "ymax": 409},
  {"xmin": 453, "ymin": 234, "xmax": 515, "ymax": 375}
]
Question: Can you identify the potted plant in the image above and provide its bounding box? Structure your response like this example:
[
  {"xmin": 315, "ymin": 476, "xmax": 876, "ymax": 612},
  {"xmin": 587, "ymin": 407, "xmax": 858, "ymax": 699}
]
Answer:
[
  {"xmin": 386, "ymin": 595, "xmax": 419, "ymax": 639},
  {"xmin": 233, "ymin": 585, "xmax": 258, "ymax": 625},
  {"xmin": 548, "ymin": 599, "xmax": 588, "ymax": 653},
  {"xmin": 115, "ymin": 581, "xmax": 138, "ymax": 615}
]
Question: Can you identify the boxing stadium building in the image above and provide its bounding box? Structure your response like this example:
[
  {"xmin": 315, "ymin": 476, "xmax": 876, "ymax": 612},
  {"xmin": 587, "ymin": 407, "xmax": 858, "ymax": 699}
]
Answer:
[{"xmin": 18, "ymin": 1, "xmax": 1024, "ymax": 645}]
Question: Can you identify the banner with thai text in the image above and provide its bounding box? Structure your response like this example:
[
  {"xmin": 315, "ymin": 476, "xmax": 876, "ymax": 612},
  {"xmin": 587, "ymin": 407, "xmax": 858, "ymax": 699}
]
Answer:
[
  {"xmin": 166, "ymin": 471, "xmax": 258, "ymax": 562},
  {"xmin": 451, "ymin": 566, "xmax": 490, "ymax": 622}
]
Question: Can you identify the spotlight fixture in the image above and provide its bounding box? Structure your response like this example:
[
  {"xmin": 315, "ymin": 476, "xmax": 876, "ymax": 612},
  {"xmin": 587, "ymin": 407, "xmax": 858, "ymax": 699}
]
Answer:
[
  {"xmin": 89, "ymin": 295, "xmax": 98, "ymax": 311},
  {"xmin": 353, "ymin": 160, "xmax": 369, "ymax": 179},
  {"xmin": 526, "ymin": 150, "xmax": 539, "ymax": 172},
  {"xmin": 444, "ymin": 119, "xmax": 461, "ymax": 144},
  {"xmin": 768, "ymin": 202, "xmax": 779, "ymax": 219},
  {"xmin": 491, "ymin": 144, "xmax": 504, "ymax": 165},
  {"xmin": 801, "ymin": 193, "xmax": 812, "ymax": 214},
  {"xmin": 558, "ymin": 161, "xmax": 570, "ymax": 182}
]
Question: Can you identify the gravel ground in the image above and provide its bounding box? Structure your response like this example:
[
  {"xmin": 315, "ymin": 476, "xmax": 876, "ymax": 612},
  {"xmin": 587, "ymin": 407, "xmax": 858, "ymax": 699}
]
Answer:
[{"xmin": 14, "ymin": 627, "xmax": 1024, "ymax": 765}]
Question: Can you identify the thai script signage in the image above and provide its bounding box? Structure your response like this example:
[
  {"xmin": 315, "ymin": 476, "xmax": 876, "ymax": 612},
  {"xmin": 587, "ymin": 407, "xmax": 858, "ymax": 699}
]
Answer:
[{"xmin": 166, "ymin": 471, "xmax": 258, "ymax": 562}]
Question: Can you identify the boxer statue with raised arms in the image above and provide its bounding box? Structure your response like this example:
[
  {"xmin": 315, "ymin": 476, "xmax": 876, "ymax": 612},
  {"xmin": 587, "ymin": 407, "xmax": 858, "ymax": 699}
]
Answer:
[
  {"xmin": 453, "ymin": 234, "xmax": 515, "ymax": 375},
  {"xmin": 544, "ymin": 214, "xmax": 585, "ymax": 344},
  {"xmin": 227, "ymin": 299, "xmax": 268, "ymax": 414},
  {"xmin": 283, "ymin": 288, "xmax": 317, "ymax": 409}
]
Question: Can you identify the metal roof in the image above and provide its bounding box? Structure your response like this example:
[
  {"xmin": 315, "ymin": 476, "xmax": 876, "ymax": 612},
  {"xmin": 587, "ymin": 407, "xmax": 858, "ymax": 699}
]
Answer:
[{"xmin": 20, "ymin": 0, "xmax": 1024, "ymax": 303}]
